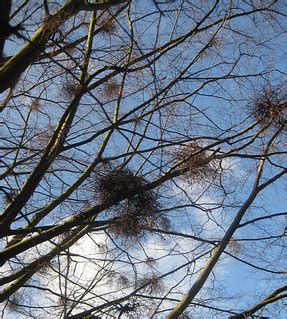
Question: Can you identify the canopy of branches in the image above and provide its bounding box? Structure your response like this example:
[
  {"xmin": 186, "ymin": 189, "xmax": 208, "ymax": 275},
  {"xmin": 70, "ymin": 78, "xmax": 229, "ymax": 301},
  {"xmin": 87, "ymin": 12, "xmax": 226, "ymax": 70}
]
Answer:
[{"xmin": 0, "ymin": 1, "xmax": 286, "ymax": 318}]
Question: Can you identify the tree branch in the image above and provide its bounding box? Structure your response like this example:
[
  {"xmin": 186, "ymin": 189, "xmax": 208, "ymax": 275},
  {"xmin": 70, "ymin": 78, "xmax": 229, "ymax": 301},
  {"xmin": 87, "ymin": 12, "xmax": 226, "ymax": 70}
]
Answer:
[{"xmin": 0, "ymin": 0, "xmax": 128, "ymax": 94}]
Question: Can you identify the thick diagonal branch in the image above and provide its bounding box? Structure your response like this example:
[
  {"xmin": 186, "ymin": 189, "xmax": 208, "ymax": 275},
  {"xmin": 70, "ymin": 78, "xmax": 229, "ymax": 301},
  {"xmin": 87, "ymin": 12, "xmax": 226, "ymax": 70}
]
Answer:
[
  {"xmin": 231, "ymin": 286, "xmax": 287, "ymax": 318},
  {"xmin": 0, "ymin": 0, "xmax": 128, "ymax": 94}
]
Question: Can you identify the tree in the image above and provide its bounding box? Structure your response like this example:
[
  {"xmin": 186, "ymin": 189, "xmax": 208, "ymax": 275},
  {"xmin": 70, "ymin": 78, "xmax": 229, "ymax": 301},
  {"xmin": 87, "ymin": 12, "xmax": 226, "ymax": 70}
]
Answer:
[{"xmin": 0, "ymin": 0, "xmax": 286, "ymax": 318}]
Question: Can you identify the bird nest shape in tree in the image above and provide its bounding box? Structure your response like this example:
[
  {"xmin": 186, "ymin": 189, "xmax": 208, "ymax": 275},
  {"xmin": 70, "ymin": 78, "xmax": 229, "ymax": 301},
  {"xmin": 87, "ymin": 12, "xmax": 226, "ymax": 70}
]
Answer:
[
  {"xmin": 95, "ymin": 167, "xmax": 168, "ymax": 238},
  {"xmin": 174, "ymin": 143, "xmax": 218, "ymax": 184},
  {"xmin": 252, "ymin": 85, "xmax": 287, "ymax": 129}
]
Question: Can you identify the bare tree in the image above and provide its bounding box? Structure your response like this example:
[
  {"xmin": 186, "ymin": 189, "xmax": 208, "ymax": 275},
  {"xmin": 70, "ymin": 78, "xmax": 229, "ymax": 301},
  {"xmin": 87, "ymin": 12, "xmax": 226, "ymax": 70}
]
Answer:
[{"xmin": 0, "ymin": 1, "xmax": 286, "ymax": 318}]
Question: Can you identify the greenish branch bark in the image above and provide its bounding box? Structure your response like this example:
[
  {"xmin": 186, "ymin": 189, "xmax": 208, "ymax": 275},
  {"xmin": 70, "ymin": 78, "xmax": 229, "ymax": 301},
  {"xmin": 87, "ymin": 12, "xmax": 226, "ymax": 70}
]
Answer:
[{"xmin": 0, "ymin": 0, "xmax": 128, "ymax": 95}]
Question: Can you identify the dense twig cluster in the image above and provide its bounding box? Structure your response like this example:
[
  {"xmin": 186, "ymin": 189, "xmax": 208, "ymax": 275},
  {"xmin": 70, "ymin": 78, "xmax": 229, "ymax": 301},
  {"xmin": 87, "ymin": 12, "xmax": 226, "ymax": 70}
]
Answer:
[
  {"xmin": 96, "ymin": 167, "xmax": 167, "ymax": 238},
  {"xmin": 252, "ymin": 86, "xmax": 287, "ymax": 129},
  {"xmin": 228, "ymin": 238, "xmax": 242, "ymax": 255},
  {"xmin": 139, "ymin": 273, "xmax": 164, "ymax": 294},
  {"xmin": 7, "ymin": 293, "xmax": 22, "ymax": 312},
  {"xmin": 97, "ymin": 12, "xmax": 117, "ymax": 35},
  {"xmin": 61, "ymin": 80, "xmax": 80, "ymax": 99},
  {"xmin": 174, "ymin": 143, "xmax": 218, "ymax": 183},
  {"xmin": 99, "ymin": 19, "xmax": 117, "ymax": 34},
  {"xmin": 30, "ymin": 98, "xmax": 41, "ymax": 111},
  {"xmin": 103, "ymin": 79, "xmax": 121, "ymax": 98}
]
